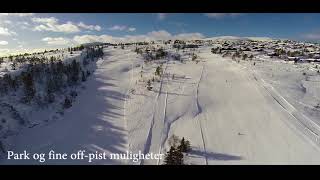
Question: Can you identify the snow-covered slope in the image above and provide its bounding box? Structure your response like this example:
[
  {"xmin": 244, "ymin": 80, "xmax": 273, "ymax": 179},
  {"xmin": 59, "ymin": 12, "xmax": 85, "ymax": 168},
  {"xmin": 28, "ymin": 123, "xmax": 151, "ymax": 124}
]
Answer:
[
  {"xmin": 1, "ymin": 46, "xmax": 320, "ymax": 164},
  {"xmin": 204, "ymin": 36, "xmax": 248, "ymax": 41}
]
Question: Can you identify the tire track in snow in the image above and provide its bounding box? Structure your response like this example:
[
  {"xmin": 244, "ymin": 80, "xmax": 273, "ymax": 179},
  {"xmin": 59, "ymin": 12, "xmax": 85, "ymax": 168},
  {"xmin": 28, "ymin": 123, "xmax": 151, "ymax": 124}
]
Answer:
[{"xmin": 195, "ymin": 65, "xmax": 208, "ymax": 165}]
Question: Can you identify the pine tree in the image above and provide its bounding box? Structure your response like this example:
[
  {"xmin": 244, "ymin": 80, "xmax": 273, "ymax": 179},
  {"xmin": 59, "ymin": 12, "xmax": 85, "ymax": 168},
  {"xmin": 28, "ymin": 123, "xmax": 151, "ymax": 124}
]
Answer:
[
  {"xmin": 147, "ymin": 80, "xmax": 152, "ymax": 91},
  {"xmin": 11, "ymin": 61, "xmax": 17, "ymax": 70},
  {"xmin": 163, "ymin": 146, "xmax": 184, "ymax": 165},
  {"xmin": 70, "ymin": 59, "xmax": 80, "ymax": 84},
  {"xmin": 63, "ymin": 96, "xmax": 72, "ymax": 109},
  {"xmin": 155, "ymin": 66, "xmax": 161, "ymax": 76},
  {"xmin": 164, "ymin": 146, "xmax": 176, "ymax": 165},
  {"xmin": 242, "ymin": 54, "xmax": 248, "ymax": 60},
  {"xmin": 192, "ymin": 54, "xmax": 197, "ymax": 61},
  {"xmin": 178, "ymin": 137, "xmax": 191, "ymax": 153},
  {"xmin": 81, "ymin": 71, "xmax": 86, "ymax": 82},
  {"xmin": 22, "ymin": 72, "xmax": 36, "ymax": 103}
]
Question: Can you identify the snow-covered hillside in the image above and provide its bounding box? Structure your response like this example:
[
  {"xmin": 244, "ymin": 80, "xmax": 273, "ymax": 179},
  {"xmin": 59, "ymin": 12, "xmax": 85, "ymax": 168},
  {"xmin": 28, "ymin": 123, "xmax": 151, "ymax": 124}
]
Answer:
[{"xmin": 1, "ymin": 43, "xmax": 320, "ymax": 164}]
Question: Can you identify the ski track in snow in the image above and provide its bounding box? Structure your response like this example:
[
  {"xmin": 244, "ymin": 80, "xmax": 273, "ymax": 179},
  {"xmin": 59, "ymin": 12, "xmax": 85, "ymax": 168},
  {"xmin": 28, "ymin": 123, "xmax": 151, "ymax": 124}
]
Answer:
[
  {"xmin": 141, "ymin": 62, "xmax": 168, "ymax": 165},
  {"xmin": 194, "ymin": 65, "xmax": 208, "ymax": 165},
  {"xmin": 195, "ymin": 65, "xmax": 205, "ymax": 117}
]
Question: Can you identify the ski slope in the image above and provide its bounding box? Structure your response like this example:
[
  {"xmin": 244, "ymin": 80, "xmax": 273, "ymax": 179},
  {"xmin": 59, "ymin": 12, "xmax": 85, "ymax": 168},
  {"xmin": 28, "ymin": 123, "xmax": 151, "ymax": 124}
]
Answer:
[
  {"xmin": 2, "ymin": 46, "xmax": 320, "ymax": 164},
  {"xmin": 126, "ymin": 47, "xmax": 320, "ymax": 165}
]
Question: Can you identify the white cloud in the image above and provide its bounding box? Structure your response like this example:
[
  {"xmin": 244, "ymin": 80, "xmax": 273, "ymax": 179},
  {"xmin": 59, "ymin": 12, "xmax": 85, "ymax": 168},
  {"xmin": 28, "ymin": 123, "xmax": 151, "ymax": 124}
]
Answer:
[
  {"xmin": 174, "ymin": 33, "xmax": 204, "ymax": 40},
  {"xmin": 32, "ymin": 17, "xmax": 80, "ymax": 33},
  {"xmin": 158, "ymin": 13, "xmax": 168, "ymax": 20},
  {"xmin": 108, "ymin": 25, "xmax": 127, "ymax": 31},
  {"xmin": 147, "ymin": 30, "xmax": 172, "ymax": 40},
  {"xmin": 32, "ymin": 17, "xmax": 57, "ymax": 24},
  {"xmin": 0, "ymin": 13, "xmax": 34, "ymax": 17},
  {"xmin": 78, "ymin": 22, "xmax": 101, "ymax": 31},
  {"xmin": 17, "ymin": 21, "xmax": 31, "ymax": 30},
  {"xmin": 21, "ymin": 21, "xmax": 30, "ymax": 26},
  {"xmin": 0, "ymin": 27, "xmax": 14, "ymax": 36},
  {"xmin": 72, "ymin": 30, "xmax": 205, "ymax": 44},
  {"xmin": 204, "ymin": 13, "xmax": 242, "ymax": 19},
  {"xmin": 32, "ymin": 18, "xmax": 103, "ymax": 33},
  {"xmin": 108, "ymin": 25, "xmax": 136, "ymax": 32},
  {"xmin": 0, "ymin": 41, "xmax": 8, "ymax": 45},
  {"xmin": 73, "ymin": 34, "xmax": 115, "ymax": 44},
  {"xmin": 303, "ymin": 33, "xmax": 320, "ymax": 40},
  {"xmin": 128, "ymin": 27, "xmax": 136, "ymax": 32},
  {"xmin": 4, "ymin": 20, "xmax": 12, "ymax": 24},
  {"xmin": 42, "ymin": 37, "xmax": 71, "ymax": 45}
]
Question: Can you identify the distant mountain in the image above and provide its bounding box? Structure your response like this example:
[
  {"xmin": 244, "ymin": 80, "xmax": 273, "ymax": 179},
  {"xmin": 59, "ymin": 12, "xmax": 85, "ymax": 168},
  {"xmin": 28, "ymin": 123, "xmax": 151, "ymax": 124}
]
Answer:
[
  {"xmin": 81, "ymin": 42, "xmax": 105, "ymax": 47},
  {"xmin": 203, "ymin": 36, "xmax": 274, "ymax": 42},
  {"xmin": 245, "ymin": 37, "xmax": 274, "ymax": 41},
  {"xmin": 203, "ymin": 36, "xmax": 248, "ymax": 41}
]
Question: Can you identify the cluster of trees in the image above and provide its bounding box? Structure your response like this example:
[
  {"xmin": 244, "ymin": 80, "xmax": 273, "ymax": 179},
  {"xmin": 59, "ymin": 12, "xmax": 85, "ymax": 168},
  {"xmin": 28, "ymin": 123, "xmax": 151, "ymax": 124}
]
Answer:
[
  {"xmin": 147, "ymin": 80, "xmax": 152, "ymax": 91},
  {"xmin": 0, "ymin": 47, "xmax": 104, "ymax": 107},
  {"xmin": 134, "ymin": 47, "xmax": 144, "ymax": 55},
  {"xmin": 173, "ymin": 40, "xmax": 186, "ymax": 49},
  {"xmin": 135, "ymin": 42, "xmax": 149, "ymax": 46},
  {"xmin": 141, "ymin": 47, "xmax": 168, "ymax": 61},
  {"xmin": 274, "ymin": 49, "xmax": 305, "ymax": 57},
  {"xmin": 155, "ymin": 65, "xmax": 163, "ymax": 77},
  {"xmin": 172, "ymin": 53, "xmax": 181, "ymax": 61},
  {"xmin": 191, "ymin": 53, "xmax": 198, "ymax": 61},
  {"xmin": 211, "ymin": 47, "xmax": 222, "ymax": 54},
  {"xmin": 164, "ymin": 135, "xmax": 191, "ymax": 165},
  {"xmin": 67, "ymin": 45, "xmax": 85, "ymax": 53},
  {"xmin": 2, "ymin": 53, "xmax": 67, "ymax": 71},
  {"xmin": 155, "ymin": 48, "xmax": 167, "ymax": 59},
  {"xmin": 212, "ymin": 47, "xmax": 254, "ymax": 62}
]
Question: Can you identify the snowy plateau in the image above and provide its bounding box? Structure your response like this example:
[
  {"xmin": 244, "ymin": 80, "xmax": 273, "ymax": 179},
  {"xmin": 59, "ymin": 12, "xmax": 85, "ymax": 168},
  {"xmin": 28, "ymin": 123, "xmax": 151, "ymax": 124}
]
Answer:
[{"xmin": 0, "ymin": 37, "xmax": 320, "ymax": 165}]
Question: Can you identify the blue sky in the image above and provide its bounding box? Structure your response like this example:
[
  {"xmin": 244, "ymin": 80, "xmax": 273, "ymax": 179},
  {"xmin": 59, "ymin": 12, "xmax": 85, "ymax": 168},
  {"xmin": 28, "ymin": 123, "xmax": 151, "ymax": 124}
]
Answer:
[{"xmin": 1, "ymin": 13, "xmax": 320, "ymax": 56}]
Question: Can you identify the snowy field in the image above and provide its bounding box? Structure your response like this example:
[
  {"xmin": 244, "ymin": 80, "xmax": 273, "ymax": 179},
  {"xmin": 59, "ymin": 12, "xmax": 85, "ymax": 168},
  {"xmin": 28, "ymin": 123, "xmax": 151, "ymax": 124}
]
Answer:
[{"xmin": 1, "ymin": 46, "xmax": 320, "ymax": 164}]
